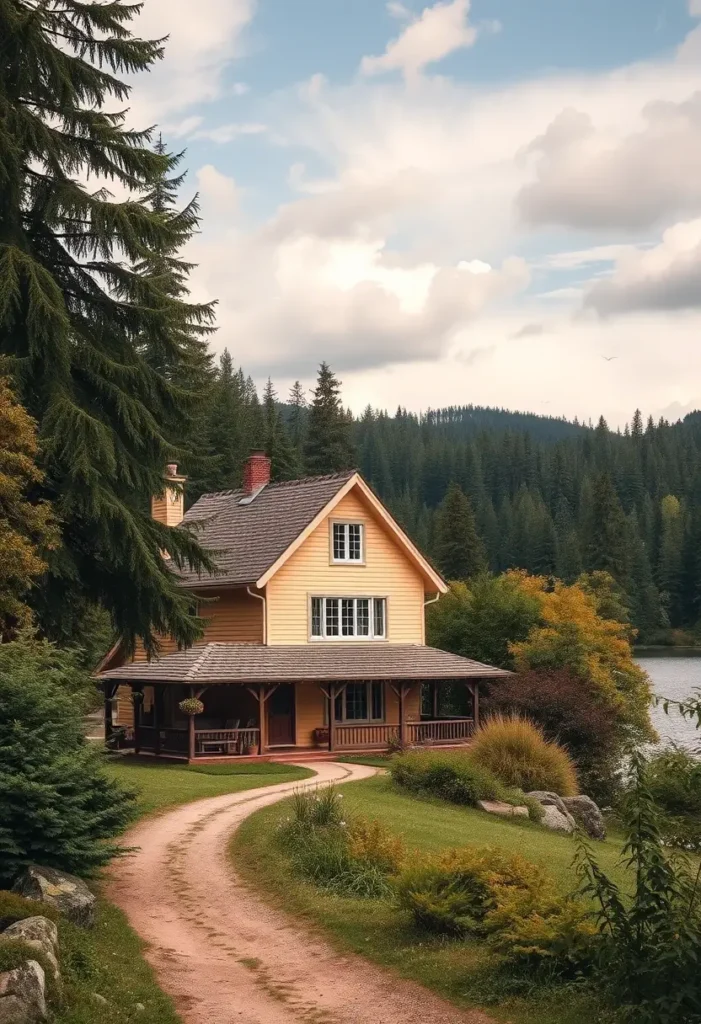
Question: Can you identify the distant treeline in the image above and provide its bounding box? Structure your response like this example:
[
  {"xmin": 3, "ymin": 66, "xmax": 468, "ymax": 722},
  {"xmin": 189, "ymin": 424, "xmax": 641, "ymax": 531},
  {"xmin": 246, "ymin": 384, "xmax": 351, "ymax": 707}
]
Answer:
[{"xmin": 187, "ymin": 352, "xmax": 701, "ymax": 642}]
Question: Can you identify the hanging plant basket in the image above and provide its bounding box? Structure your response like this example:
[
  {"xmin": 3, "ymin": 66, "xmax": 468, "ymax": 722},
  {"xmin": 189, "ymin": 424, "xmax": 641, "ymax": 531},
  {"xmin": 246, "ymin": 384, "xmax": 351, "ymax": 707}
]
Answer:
[{"xmin": 179, "ymin": 697, "xmax": 204, "ymax": 716}]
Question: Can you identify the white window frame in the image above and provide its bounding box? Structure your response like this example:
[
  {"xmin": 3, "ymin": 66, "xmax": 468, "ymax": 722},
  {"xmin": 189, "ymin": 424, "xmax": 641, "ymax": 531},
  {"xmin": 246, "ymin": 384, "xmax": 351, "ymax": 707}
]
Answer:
[
  {"xmin": 309, "ymin": 596, "xmax": 387, "ymax": 640},
  {"xmin": 330, "ymin": 521, "xmax": 365, "ymax": 564}
]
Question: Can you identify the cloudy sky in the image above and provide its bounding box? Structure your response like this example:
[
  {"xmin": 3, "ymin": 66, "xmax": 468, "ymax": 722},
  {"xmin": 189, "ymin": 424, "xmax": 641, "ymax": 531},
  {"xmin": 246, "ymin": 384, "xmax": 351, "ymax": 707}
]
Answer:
[{"xmin": 124, "ymin": 0, "xmax": 701, "ymax": 426}]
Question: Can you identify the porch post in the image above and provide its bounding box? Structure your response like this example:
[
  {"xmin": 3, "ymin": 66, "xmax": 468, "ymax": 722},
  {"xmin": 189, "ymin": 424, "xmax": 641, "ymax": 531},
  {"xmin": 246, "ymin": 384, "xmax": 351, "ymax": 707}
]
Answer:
[
  {"xmin": 432, "ymin": 681, "xmax": 439, "ymax": 719},
  {"xmin": 398, "ymin": 683, "xmax": 407, "ymax": 746},
  {"xmin": 258, "ymin": 685, "xmax": 268, "ymax": 756},
  {"xmin": 153, "ymin": 684, "xmax": 161, "ymax": 756},
  {"xmin": 132, "ymin": 684, "xmax": 142, "ymax": 754},
  {"xmin": 328, "ymin": 684, "xmax": 336, "ymax": 752},
  {"xmin": 188, "ymin": 685, "xmax": 196, "ymax": 761},
  {"xmin": 472, "ymin": 681, "xmax": 480, "ymax": 730},
  {"xmin": 103, "ymin": 681, "xmax": 116, "ymax": 745}
]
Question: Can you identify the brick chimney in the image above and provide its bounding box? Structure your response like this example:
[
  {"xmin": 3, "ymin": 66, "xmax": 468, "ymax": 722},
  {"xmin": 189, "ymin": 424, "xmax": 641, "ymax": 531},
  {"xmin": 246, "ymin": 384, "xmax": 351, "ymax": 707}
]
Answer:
[
  {"xmin": 152, "ymin": 463, "xmax": 187, "ymax": 527},
  {"xmin": 242, "ymin": 450, "xmax": 271, "ymax": 498}
]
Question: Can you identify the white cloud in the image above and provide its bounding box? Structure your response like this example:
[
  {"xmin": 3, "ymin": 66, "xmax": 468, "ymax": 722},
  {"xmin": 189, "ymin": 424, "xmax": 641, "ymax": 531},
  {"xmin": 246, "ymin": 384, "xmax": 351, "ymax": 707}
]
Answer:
[
  {"xmin": 584, "ymin": 218, "xmax": 701, "ymax": 315},
  {"xmin": 192, "ymin": 122, "xmax": 267, "ymax": 143},
  {"xmin": 360, "ymin": 0, "xmax": 477, "ymax": 81},
  {"xmin": 690, "ymin": 0, "xmax": 701, "ymax": 16},
  {"xmin": 196, "ymin": 165, "xmax": 241, "ymax": 213},
  {"xmin": 517, "ymin": 92, "xmax": 701, "ymax": 231},
  {"xmin": 125, "ymin": 0, "xmax": 256, "ymax": 125}
]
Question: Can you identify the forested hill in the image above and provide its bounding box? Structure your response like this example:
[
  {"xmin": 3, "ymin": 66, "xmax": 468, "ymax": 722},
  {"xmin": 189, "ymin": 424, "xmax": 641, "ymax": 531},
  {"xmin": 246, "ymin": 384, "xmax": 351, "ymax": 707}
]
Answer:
[{"xmin": 189, "ymin": 353, "xmax": 701, "ymax": 642}]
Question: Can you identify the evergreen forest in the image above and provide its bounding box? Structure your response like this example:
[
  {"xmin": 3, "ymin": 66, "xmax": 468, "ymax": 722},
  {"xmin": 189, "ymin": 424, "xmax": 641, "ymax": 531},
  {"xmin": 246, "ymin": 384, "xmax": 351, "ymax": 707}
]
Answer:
[{"xmin": 187, "ymin": 351, "xmax": 701, "ymax": 644}]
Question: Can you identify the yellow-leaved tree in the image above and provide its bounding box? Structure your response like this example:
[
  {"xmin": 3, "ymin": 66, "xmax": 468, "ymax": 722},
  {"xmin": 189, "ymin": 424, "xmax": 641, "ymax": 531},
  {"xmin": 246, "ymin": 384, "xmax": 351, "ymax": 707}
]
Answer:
[
  {"xmin": 0, "ymin": 377, "xmax": 59, "ymax": 638},
  {"xmin": 508, "ymin": 571, "xmax": 655, "ymax": 744}
]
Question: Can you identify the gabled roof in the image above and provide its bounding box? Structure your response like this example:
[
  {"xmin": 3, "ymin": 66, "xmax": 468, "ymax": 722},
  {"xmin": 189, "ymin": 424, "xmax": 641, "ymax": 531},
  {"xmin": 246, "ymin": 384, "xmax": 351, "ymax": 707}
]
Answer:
[
  {"xmin": 100, "ymin": 642, "xmax": 511, "ymax": 684},
  {"xmin": 178, "ymin": 471, "xmax": 355, "ymax": 588},
  {"xmin": 178, "ymin": 470, "xmax": 446, "ymax": 593}
]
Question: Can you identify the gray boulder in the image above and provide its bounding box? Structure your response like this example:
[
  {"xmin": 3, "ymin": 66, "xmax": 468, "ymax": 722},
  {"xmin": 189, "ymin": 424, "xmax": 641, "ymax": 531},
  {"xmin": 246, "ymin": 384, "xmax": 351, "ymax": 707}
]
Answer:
[
  {"xmin": 562, "ymin": 795, "xmax": 607, "ymax": 840},
  {"xmin": 540, "ymin": 804, "xmax": 576, "ymax": 833},
  {"xmin": 477, "ymin": 800, "xmax": 529, "ymax": 818},
  {"xmin": 0, "ymin": 961, "xmax": 46, "ymax": 1023},
  {"xmin": 2, "ymin": 918, "xmax": 59, "ymax": 980},
  {"xmin": 13, "ymin": 866, "xmax": 95, "ymax": 928},
  {"xmin": 527, "ymin": 791, "xmax": 577, "ymax": 832}
]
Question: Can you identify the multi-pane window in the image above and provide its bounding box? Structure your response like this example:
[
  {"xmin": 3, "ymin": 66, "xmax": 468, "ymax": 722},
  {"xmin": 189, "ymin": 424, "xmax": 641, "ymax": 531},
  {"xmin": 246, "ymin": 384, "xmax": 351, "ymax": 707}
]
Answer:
[
  {"xmin": 332, "ymin": 681, "xmax": 384, "ymax": 722},
  {"xmin": 332, "ymin": 522, "xmax": 363, "ymax": 562},
  {"xmin": 310, "ymin": 597, "xmax": 387, "ymax": 639}
]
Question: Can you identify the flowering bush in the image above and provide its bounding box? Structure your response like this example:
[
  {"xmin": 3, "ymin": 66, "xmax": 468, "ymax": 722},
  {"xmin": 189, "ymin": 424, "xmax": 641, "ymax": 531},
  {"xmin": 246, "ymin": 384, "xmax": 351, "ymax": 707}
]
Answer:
[{"xmin": 178, "ymin": 697, "xmax": 204, "ymax": 716}]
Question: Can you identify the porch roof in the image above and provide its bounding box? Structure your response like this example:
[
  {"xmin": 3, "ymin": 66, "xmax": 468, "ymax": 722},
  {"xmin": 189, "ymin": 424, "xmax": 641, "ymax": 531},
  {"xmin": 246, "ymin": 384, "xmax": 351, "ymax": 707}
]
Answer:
[{"xmin": 100, "ymin": 643, "xmax": 511, "ymax": 684}]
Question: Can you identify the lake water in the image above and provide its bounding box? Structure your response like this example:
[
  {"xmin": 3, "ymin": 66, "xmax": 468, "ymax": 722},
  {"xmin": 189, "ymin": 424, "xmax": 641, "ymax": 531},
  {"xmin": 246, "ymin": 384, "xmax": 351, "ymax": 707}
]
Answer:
[{"xmin": 636, "ymin": 649, "xmax": 701, "ymax": 753}]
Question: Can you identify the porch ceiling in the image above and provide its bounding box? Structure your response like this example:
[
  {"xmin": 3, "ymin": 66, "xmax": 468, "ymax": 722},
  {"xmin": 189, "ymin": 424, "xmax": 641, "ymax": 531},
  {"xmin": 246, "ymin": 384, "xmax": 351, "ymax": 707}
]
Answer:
[{"xmin": 99, "ymin": 643, "xmax": 511, "ymax": 685}]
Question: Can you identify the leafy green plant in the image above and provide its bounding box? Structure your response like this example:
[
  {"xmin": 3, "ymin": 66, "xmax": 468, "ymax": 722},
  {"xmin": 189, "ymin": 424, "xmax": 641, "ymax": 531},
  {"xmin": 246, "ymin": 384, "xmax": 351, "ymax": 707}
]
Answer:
[
  {"xmin": 276, "ymin": 786, "xmax": 403, "ymax": 899},
  {"xmin": 470, "ymin": 714, "xmax": 578, "ymax": 796},
  {"xmin": 389, "ymin": 749, "xmax": 505, "ymax": 805},
  {"xmin": 576, "ymin": 751, "xmax": 701, "ymax": 1023},
  {"xmin": 396, "ymin": 845, "xmax": 548, "ymax": 936},
  {"xmin": 642, "ymin": 746, "xmax": 701, "ymax": 850}
]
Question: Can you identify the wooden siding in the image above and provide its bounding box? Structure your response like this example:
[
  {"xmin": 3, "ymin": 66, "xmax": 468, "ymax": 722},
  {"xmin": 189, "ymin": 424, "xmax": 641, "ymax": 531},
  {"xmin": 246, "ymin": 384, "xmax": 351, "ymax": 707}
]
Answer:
[
  {"xmin": 266, "ymin": 489, "xmax": 427, "ymax": 645},
  {"xmin": 295, "ymin": 682, "xmax": 327, "ymax": 747},
  {"xmin": 129, "ymin": 587, "xmax": 264, "ymax": 663}
]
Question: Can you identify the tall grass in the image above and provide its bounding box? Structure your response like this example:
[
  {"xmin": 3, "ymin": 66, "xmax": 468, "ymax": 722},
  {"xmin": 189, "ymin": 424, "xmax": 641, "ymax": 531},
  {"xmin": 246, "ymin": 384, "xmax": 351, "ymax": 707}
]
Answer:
[{"xmin": 470, "ymin": 715, "xmax": 578, "ymax": 797}]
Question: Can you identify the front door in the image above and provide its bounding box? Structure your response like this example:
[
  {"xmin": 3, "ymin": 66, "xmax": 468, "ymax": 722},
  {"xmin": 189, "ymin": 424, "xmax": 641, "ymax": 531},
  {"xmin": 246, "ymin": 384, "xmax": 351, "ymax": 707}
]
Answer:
[{"xmin": 267, "ymin": 684, "xmax": 295, "ymax": 746}]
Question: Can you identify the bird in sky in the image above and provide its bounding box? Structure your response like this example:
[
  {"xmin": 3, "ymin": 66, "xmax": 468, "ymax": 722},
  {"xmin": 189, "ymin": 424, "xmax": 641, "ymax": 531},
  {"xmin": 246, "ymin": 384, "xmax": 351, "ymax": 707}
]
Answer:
[{"xmin": 602, "ymin": 355, "xmax": 618, "ymax": 362}]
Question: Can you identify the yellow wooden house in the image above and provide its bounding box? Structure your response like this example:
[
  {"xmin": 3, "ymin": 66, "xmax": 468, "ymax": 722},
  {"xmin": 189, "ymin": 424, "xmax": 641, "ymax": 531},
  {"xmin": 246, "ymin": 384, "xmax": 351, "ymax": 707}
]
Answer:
[{"xmin": 99, "ymin": 453, "xmax": 508, "ymax": 761}]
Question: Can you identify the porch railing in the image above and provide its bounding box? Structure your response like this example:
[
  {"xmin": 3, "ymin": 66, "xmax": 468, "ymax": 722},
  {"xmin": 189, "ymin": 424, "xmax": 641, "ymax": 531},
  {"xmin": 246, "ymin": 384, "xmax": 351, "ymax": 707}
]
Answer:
[
  {"xmin": 408, "ymin": 718, "xmax": 475, "ymax": 745},
  {"xmin": 334, "ymin": 723, "xmax": 400, "ymax": 748},
  {"xmin": 194, "ymin": 728, "xmax": 260, "ymax": 757},
  {"xmin": 137, "ymin": 726, "xmax": 189, "ymax": 755}
]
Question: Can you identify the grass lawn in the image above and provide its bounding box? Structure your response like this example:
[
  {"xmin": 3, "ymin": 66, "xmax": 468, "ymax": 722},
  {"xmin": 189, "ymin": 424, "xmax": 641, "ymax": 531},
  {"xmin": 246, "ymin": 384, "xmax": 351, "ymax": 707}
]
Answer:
[
  {"xmin": 232, "ymin": 773, "xmax": 628, "ymax": 1024},
  {"xmin": 44, "ymin": 756, "xmax": 314, "ymax": 1023},
  {"xmin": 105, "ymin": 755, "xmax": 314, "ymax": 816}
]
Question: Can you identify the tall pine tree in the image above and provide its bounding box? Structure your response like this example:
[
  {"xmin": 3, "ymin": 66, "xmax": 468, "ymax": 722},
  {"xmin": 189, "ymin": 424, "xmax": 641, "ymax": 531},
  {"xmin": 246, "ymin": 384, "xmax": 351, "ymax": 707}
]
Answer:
[
  {"xmin": 434, "ymin": 483, "xmax": 487, "ymax": 580},
  {"xmin": 304, "ymin": 363, "xmax": 356, "ymax": 474},
  {"xmin": 263, "ymin": 378, "xmax": 298, "ymax": 480},
  {"xmin": 0, "ymin": 1, "xmax": 214, "ymax": 653}
]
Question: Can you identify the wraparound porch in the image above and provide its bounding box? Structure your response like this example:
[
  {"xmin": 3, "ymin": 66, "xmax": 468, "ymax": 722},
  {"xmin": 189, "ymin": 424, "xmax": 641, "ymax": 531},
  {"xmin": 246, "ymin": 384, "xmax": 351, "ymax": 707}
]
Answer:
[{"xmin": 104, "ymin": 678, "xmax": 479, "ymax": 761}]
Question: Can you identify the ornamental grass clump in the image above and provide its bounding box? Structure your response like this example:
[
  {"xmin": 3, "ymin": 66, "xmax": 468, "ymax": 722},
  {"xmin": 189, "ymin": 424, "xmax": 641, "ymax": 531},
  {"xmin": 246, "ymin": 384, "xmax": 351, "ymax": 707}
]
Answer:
[
  {"xmin": 276, "ymin": 786, "xmax": 404, "ymax": 899},
  {"xmin": 470, "ymin": 714, "xmax": 578, "ymax": 797},
  {"xmin": 389, "ymin": 749, "xmax": 505, "ymax": 805}
]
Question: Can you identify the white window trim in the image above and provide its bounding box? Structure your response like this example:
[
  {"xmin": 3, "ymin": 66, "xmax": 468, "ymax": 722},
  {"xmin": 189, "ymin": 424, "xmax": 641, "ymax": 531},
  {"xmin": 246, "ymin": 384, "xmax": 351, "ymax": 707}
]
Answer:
[
  {"xmin": 309, "ymin": 596, "xmax": 388, "ymax": 641},
  {"xmin": 329, "ymin": 520, "xmax": 366, "ymax": 565}
]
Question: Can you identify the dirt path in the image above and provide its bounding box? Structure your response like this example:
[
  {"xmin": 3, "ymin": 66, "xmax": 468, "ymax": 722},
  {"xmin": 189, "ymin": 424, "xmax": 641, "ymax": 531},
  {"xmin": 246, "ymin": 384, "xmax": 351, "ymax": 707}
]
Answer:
[{"xmin": 106, "ymin": 761, "xmax": 495, "ymax": 1024}]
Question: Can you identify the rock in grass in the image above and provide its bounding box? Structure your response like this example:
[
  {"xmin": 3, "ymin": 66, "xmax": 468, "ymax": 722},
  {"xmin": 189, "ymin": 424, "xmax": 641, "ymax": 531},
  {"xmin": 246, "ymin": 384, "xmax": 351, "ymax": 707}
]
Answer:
[
  {"xmin": 0, "ymin": 960, "xmax": 46, "ymax": 1023},
  {"xmin": 2, "ymin": 919, "xmax": 59, "ymax": 980},
  {"xmin": 562, "ymin": 795, "xmax": 606, "ymax": 840},
  {"xmin": 540, "ymin": 805, "xmax": 576, "ymax": 833},
  {"xmin": 477, "ymin": 800, "xmax": 529, "ymax": 818},
  {"xmin": 527, "ymin": 791, "xmax": 577, "ymax": 829},
  {"xmin": 13, "ymin": 867, "xmax": 95, "ymax": 928}
]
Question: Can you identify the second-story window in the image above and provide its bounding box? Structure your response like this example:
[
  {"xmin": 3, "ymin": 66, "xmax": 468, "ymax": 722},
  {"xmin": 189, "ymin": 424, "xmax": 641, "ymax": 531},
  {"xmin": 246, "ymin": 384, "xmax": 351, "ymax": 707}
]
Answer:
[
  {"xmin": 332, "ymin": 522, "xmax": 363, "ymax": 562},
  {"xmin": 311, "ymin": 597, "xmax": 386, "ymax": 639}
]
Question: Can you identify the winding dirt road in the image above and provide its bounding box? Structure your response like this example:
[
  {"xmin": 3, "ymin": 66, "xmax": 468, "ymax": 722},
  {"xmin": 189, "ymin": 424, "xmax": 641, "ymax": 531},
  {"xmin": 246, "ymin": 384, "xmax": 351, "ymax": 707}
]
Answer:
[{"xmin": 106, "ymin": 761, "xmax": 495, "ymax": 1024}]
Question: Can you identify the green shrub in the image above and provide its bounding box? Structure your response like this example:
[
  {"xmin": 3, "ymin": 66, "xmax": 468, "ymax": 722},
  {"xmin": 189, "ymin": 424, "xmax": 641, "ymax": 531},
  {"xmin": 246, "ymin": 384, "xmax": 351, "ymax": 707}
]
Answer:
[
  {"xmin": 0, "ymin": 890, "xmax": 59, "ymax": 930},
  {"xmin": 643, "ymin": 745, "xmax": 701, "ymax": 850},
  {"xmin": 470, "ymin": 715, "xmax": 578, "ymax": 796},
  {"xmin": 396, "ymin": 845, "xmax": 548, "ymax": 936},
  {"xmin": 389, "ymin": 749, "xmax": 505, "ymax": 805},
  {"xmin": 486, "ymin": 885, "xmax": 598, "ymax": 976},
  {"xmin": 577, "ymin": 751, "xmax": 701, "ymax": 1023},
  {"xmin": 0, "ymin": 635, "xmax": 137, "ymax": 884},
  {"xmin": 276, "ymin": 786, "xmax": 403, "ymax": 899}
]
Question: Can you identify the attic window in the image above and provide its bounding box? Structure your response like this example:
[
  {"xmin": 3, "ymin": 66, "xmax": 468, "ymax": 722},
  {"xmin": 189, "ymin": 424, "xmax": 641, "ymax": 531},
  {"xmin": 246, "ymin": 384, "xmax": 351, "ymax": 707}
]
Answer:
[{"xmin": 332, "ymin": 522, "xmax": 363, "ymax": 563}]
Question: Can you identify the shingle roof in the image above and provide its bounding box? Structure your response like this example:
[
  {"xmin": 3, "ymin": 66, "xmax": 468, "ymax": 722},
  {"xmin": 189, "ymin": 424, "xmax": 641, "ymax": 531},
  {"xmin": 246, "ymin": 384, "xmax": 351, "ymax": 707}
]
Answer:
[
  {"xmin": 100, "ymin": 643, "xmax": 511, "ymax": 684},
  {"xmin": 179, "ymin": 471, "xmax": 356, "ymax": 587}
]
